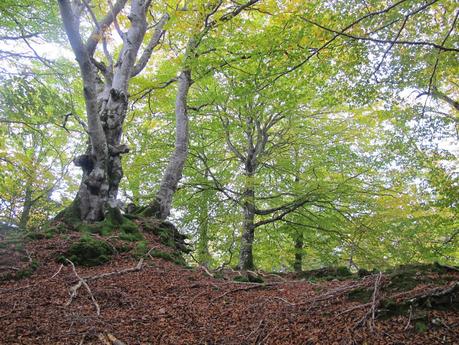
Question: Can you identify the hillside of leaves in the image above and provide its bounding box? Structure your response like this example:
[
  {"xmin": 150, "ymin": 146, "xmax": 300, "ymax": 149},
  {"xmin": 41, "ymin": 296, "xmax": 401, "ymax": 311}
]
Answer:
[{"xmin": 0, "ymin": 226, "xmax": 458, "ymax": 345}]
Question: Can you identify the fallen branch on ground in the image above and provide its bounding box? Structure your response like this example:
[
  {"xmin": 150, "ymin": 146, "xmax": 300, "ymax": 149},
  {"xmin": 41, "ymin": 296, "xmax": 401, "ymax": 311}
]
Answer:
[
  {"xmin": 65, "ymin": 259, "xmax": 100, "ymax": 316},
  {"xmin": 355, "ymin": 272, "xmax": 384, "ymax": 329},
  {"xmin": 82, "ymin": 258, "xmax": 144, "ymax": 282}
]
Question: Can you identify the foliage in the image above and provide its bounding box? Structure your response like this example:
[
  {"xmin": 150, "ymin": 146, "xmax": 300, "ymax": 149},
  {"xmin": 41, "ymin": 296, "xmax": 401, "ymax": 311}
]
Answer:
[{"xmin": 0, "ymin": 0, "xmax": 457, "ymax": 271}]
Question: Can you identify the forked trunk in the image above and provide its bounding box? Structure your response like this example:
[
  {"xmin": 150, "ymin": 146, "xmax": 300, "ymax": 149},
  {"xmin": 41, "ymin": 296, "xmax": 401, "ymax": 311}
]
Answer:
[{"xmin": 58, "ymin": 0, "xmax": 165, "ymax": 222}]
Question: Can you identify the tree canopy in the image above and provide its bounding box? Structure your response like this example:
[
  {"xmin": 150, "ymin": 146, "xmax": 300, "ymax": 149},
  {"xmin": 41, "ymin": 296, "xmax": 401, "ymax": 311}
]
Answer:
[{"xmin": 0, "ymin": 0, "xmax": 457, "ymax": 271}]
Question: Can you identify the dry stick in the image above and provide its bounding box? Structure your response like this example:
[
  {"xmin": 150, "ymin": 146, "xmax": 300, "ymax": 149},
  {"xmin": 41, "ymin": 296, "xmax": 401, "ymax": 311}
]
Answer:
[
  {"xmin": 370, "ymin": 272, "xmax": 383, "ymax": 330},
  {"xmin": 354, "ymin": 273, "xmax": 383, "ymax": 330},
  {"xmin": 199, "ymin": 265, "xmax": 215, "ymax": 278},
  {"xmin": 51, "ymin": 264, "xmax": 64, "ymax": 279},
  {"xmin": 336, "ymin": 302, "xmax": 372, "ymax": 317},
  {"xmin": 65, "ymin": 259, "xmax": 100, "ymax": 316},
  {"xmin": 270, "ymin": 296, "xmax": 296, "ymax": 306},
  {"xmin": 82, "ymin": 258, "xmax": 144, "ymax": 282},
  {"xmin": 211, "ymin": 284, "xmax": 266, "ymax": 303},
  {"xmin": 404, "ymin": 305, "xmax": 413, "ymax": 330}
]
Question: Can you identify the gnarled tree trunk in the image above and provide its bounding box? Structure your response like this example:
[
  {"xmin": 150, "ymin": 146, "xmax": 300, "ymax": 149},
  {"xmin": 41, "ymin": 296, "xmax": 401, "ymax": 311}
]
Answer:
[{"xmin": 58, "ymin": 0, "xmax": 167, "ymax": 222}]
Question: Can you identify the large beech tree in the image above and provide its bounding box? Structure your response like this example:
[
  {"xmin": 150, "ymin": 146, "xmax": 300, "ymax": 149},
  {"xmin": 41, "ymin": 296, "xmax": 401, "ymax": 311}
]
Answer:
[{"xmin": 58, "ymin": 0, "xmax": 168, "ymax": 221}]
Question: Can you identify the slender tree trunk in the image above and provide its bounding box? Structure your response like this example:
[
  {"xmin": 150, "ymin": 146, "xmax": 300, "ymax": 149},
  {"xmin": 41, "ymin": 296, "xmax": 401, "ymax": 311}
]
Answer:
[
  {"xmin": 197, "ymin": 174, "xmax": 211, "ymax": 267},
  {"xmin": 292, "ymin": 172, "xmax": 303, "ymax": 272},
  {"xmin": 151, "ymin": 69, "xmax": 191, "ymax": 220},
  {"xmin": 238, "ymin": 155, "xmax": 256, "ymax": 270},
  {"xmin": 19, "ymin": 186, "xmax": 33, "ymax": 230},
  {"xmin": 293, "ymin": 231, "xmax": 304, "ymax": 272}
]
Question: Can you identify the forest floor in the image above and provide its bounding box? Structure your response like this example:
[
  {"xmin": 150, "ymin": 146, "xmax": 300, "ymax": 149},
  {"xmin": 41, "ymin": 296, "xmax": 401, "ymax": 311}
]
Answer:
[{"xmin": 0, "ymin": 229, "xmax": 458, "ymax": 345}]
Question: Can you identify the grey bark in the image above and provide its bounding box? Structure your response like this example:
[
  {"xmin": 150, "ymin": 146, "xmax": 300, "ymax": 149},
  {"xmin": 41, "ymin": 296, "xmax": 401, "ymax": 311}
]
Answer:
[
  {"xmin": 58, "ymin": 0, "xmax": 167, "ymax": 222},
  {"xmin": 152, "ymin": 69, "xmax": 192, "ymax": 220}
]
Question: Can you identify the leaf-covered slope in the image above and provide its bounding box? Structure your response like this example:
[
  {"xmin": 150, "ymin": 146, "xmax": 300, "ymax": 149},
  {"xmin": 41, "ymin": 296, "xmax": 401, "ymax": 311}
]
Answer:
[{"xmin": 0, "ymin": 232, "xmax": 458, "ymax": 344}]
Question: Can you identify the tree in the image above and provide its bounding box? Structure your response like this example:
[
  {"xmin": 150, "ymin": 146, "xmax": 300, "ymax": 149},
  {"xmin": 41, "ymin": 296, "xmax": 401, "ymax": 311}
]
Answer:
[
  {"xmin": 0, "ymin": 74, "xmax": 79, "ymax": 229},
  {"xmin": 57, "ymin": 0, "xmax": 170, "ymax": 222}
]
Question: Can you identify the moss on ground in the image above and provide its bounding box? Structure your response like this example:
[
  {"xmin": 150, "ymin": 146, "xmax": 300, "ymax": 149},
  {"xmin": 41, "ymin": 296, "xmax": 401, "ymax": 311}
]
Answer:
[
  {"xmin": 60, "ymin": 235, "xmax": 114, "ymax": 266},
  {"xmin": 0, "ymin": 259, "xmax": 39, "ymax": 281},
  {"xmin": 297, "ymin": 266, "xmax": 353, "ymax": 281},
  {"xmin": 233, "ymin": 274, "xmax": 264, "ymax": 284},
  {"xmin": 148, "ymin": 249, "xmax": 187, "ymax": 266}
]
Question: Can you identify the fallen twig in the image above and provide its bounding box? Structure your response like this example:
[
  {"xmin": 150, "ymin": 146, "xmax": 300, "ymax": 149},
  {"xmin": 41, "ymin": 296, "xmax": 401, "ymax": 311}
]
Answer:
[
  {"xmin": 82, "ymin": 258, "xmax": 144, "ymax": 282},
  {"xmin": 65, "ymin": 259, "xmax": 100, "ymax": 316}
]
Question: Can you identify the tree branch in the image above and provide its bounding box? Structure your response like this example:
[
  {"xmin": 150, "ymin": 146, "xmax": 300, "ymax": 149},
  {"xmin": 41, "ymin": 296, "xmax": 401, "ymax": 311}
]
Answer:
[{"xmin": 131, "ymin": 13, "xmax": 169, "ymax": 77}]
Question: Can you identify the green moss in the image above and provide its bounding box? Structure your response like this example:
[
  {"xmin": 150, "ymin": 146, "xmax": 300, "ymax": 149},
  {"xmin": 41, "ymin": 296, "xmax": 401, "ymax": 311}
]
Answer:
[
  {"xmin": 233, "ymin": 275, "xmax": 250, "ymax": 283},
  {"xmin": 61, "ymin": 236, "xmax": 114, "ymax": 266},
  {"xmin": 214, "ymin": 271, "xmax": 225, "ymax": 280},
  {"xmin": 336, "ymin": 266, "xmax": 352, "ymax": 277},
  {"xmin": 149, "ymin": 249, "xmax": 186, "ymax": 266},
  {"xmin": 131, "ymin": 241, "xmax": 148, "ymax": 258},
  {"xmin": 233, "ymin": 274, "xmax": 264, "ymax": 283},
  {"xmin": 54, "ymin": 200, "xmax": 81, "ymax": 228},
  {"xmin": 348, "ymin": 287, "xmax": 373, "ymax": 303},
  {"xmin": 415, "ymin": 321, "xmax": 428, "ymax": 333},
  {"xmin": 297, "ymin": 266, "xmax": 353, "ymax": 281}
]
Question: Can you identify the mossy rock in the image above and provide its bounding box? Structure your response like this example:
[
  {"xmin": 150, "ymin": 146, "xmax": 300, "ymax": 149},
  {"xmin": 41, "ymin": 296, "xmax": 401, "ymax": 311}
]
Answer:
[
  {"xmin": 131, "ymin": 241, "xmax": 149, "ymax": 258},
  {"xmin": 75, "ymin": 215, "xmax": 142, "ymax": 242},
  {"xmin": 383, "ymin": 263, "xmax": 451, "ymax": 293},
  {"xmin": 61, "ymin": 236, "xmax": 114, "ymax": 266},
  {"xmin": 54, "ymin": 200, "xmax": 81, "ymax": 229},
  {"xmin": 142, "ymin": 220, "xmax": 190, "ymax": 253}
]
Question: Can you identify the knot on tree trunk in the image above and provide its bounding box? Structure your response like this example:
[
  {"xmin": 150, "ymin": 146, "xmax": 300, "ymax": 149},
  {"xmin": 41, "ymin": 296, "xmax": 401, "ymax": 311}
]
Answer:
[
  {"xmin": 85, "ymin": 166, "xmax": 105, "ymax": 193},
  {"xmin": 108, "ymin": 144, "xmax": 130, "ymax": 156},
  {"xmin": 109, "ymin": 88, "xmax": 127, "ymax": 102},
  {"xmin": 74, "ymin": 154, "xmax": 95, "ymax": 174}
]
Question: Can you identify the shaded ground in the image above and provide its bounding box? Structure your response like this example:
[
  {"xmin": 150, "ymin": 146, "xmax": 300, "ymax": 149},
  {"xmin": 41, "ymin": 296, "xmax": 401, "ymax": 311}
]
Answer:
[{"xmin": 0, "ymin": 232, "xmax": 458, "ymax": 345}]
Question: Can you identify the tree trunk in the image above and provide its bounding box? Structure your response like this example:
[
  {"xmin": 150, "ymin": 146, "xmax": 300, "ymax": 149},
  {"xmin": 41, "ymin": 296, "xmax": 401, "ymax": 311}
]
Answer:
[
  {"xmin": 293, "ymin": 231, "xmax": 304, "ymax": 272},
  {"xmin": 238, "ymin": 155, "xmax": 256, "ymax": 270},
  {"xmin": 151, "ymin": 69, "xmax": 191, "ymax": 220},
  {"xmin": 19, "ymin": 185, "xmax": 33, "ymax": 230},
  {"xmin": 73, "ymin": 93, "xmax": 129, "ymax": 222},
  {"xmin": 196, "ymin": 170, "xmax": 211, "ymax": 267}
]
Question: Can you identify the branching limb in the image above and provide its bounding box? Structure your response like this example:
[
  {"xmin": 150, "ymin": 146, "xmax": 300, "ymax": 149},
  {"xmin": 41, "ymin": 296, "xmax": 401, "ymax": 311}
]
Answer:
[
  {"xmin": 65, "ymin": 259, "xmax": 100, "ymax": 316},
  {"xmin": 131, "ymin": 13, "xmax": 169, "ymax": 77}
]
